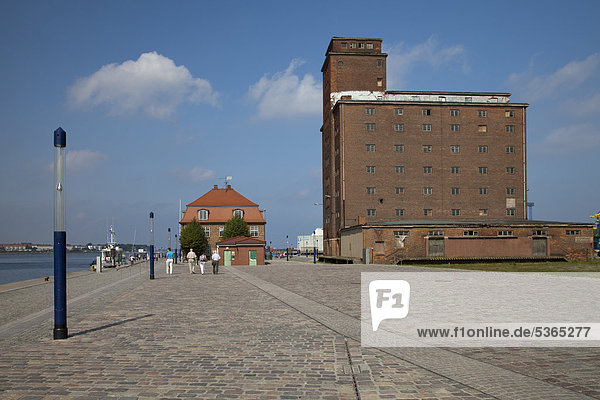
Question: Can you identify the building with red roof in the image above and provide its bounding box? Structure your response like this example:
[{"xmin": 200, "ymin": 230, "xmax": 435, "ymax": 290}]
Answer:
[
  {"xmin": 179, "ymin": 185, "xmax": 266, "ymax": 254},
  {"xmin": 215, "ymin": 235, "xmax": 266, "ymax": 266}
]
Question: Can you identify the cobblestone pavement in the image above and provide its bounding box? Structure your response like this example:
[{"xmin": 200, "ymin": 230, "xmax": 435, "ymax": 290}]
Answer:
[{"xmin": 0, "ymin": 259, "xmax": 598, "ymax": 399}]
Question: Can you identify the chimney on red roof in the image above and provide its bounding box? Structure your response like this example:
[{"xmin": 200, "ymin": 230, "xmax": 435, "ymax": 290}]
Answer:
[
  {"xmin": 227, "ymin": 184, "xmax": 231, "ymax": 190},
  {"xmin": 213, "ymin": 185, "xmax": 218, "ymax": 190}
]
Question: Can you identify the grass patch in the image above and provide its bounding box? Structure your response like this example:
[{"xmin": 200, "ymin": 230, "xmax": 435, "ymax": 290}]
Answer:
[{"xmin": 413, "ymin": 260, "xmax": 600, "ymax": 272}]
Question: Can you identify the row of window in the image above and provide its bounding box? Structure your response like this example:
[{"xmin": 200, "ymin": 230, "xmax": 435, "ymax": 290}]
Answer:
[
  {"xmin": 198, "ymin": 209, "xmax": 244, "ymax": 221},
  {"xmin": 365, "ymin": 165, "xmax": 518, "ymax": 175},
  {"xmin": 201, "ymin": 225, "xmax": 260, "ymax": 238},
  {"xmin": 366, "ymin": 123, "xmax": 516, "ymax": 133},
  {"xmin": 379, "ymin": 187, "xmax": 516, "ymax": 195},
  {"xmin": 365, "ymin": 108, "xmax": 515, "ymax": 118},
  {"xmin": 367, "ymin": 187, "xmax": 514, "ymax": 195},
  {"xmin": 394, "ymin": 230, "xmax": 552, "ymax": 238},
  {"xmin": 340, "ymin": 42, "xmax": 375, "ymax": 50},
  {"xmin": 368, "ymin": 144, "xmax": 516, "ymax": 153},
  {"xmin": 367, "ymin": 208, "xmax": 518, "ymax": 217}
]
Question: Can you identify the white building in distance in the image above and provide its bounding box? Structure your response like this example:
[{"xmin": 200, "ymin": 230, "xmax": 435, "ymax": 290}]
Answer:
[{"xmin": 297, "ymin": 228, "xmax": 324, "ymax": 253}]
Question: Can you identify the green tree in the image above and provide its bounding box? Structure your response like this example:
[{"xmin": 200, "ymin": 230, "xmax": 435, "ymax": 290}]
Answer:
[
  {"xmin": 179, "ymin": 219, "xmax": 207, "ymax": 255},
  {"xmin": 222, "ymin": 214, "xmax": 250, "ymax": 240}
]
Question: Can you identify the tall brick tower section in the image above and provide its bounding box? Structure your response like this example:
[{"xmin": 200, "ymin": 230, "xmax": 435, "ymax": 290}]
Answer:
[{"xmin": 321, "ymin": 38, "xmax": 387, "ymax": 256}]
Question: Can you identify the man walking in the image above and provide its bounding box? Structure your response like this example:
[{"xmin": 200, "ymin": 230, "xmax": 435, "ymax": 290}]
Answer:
[
  {"xmin": 211, "ymin": 251, "xmax": 221, "ymax": 274},
  {"xmin": 186, "ymin": 248, "xmax": 197, "ymax": 274},
  {"xmin": 166, "ymin": 248, "xmax": 174, "ymax": 274}
]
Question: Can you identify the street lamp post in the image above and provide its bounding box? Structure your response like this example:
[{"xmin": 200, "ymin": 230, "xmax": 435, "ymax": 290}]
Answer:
[
  {"xmin": 149, "ymin": 212, "xmax": 155, "ymax": 279},
  {"xmin": 168, "ymin": 228, "xmax": 171, "ymax": 252},
  {"xmin": 53, "ymin": 127, "xmax": 68, "ymax": 340},
  {"xmin": 175, "ymin": 234, "xmax": 178, "ymax": 264},
  {"xmin": 286, "ymin": 235, "xmax": 289, "ymax": 261}
]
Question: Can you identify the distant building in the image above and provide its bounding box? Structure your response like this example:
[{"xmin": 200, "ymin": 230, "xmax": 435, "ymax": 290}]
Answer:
[
  {"xmin": 320, "ymin": 37, "xmax": 594, "ymax": 261},
  {"xmin": 297, "ymin": 228, "xmax": 323, "ymax": 253},
  {"xmin": 179, "ymin": 185, "xmax": 266, "ymax": 254}
]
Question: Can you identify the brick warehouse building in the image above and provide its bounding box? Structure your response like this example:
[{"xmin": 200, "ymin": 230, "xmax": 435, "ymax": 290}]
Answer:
[
  {"xmin": 179, "ymin": 185, "xmax": 266, "ymax": 255},
  {"xmin": 321, "ymin": 37, "xmax": 594, "ymax": 261}
]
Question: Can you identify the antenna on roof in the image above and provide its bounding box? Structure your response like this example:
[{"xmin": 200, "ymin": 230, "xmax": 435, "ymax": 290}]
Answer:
[{"xmin": 218, "ymin": 176, "xmax": 233, "ymax": 188}]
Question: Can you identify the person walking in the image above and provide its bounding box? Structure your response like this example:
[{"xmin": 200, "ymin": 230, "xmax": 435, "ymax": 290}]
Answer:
[
  {"xmin": 186, "ymin": 248, "xmax": 197, "ymax": 274},
  {"xmin": 199, "ymin": 253, "xmax": 207, "ymax": 275},
  {"xmin": 211, "ymin": 251, "xmax": 221, "ymax": 274},
  {"xmin": 166, "ymin": 248, "xmax": 174, "ymax": 274}
]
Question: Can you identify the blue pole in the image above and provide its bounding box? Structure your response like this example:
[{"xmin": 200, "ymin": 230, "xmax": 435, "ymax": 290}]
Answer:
[{"xmin": 53, "ymin": 127, "xmax": 67, "ymax": 339}]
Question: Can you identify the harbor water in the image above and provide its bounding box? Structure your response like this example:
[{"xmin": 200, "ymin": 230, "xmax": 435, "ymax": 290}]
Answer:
[{"xmin": 0, "ymin": 253, "xmax": 100, "ymax": 285}]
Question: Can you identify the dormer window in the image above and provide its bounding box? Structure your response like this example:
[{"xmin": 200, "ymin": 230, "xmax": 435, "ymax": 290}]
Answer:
[
  {"xmin": 198, "ymin": 209, "xmax": 209, "ymax": 221},
  {"xmin": 233, "ymin": 209, "xmax": 244, "ymax": 218}
]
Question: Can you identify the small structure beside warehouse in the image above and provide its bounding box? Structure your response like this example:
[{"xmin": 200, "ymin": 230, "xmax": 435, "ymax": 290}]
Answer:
[
  {"xmin": 216, "ymin": 236, "xmax": 266, "ymax": 266},
  {"xmin": 340, "ymin": 220, "xmax": 594, "ymax": 264}
]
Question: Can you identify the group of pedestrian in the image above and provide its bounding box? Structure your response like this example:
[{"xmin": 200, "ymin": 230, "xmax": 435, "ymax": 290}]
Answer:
[{"xmin": 163, "ymin": 247, "xmax": 221, "ymax": 276}]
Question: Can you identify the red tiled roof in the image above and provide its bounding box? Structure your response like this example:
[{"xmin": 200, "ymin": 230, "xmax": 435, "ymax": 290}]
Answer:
[
  {"xmin": 180, "ymin": 185, "xmax": 266, "ymax": 224},
  {"xmin": 187, "ymin": 185, "xmax": 257, "ymax": 207},
  {"xmin": 216, "ymin": 236, "xmax": 266, "ymax": 246}
]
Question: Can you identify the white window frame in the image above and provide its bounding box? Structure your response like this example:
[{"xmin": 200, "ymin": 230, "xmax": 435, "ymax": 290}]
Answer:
[{"xmin": 198, "ymin": 209, "xmax": 209, "ymax": 221}]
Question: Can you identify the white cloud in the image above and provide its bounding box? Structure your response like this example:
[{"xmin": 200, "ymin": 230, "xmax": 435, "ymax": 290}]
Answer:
[
  {"xmin": 508, "ymin": 53, "xmax": 600, "ymax": 100},
  {"xmin": 537, "ymin": 123, "xmax": 600, "ymax": 155},
  {"xmin": 385, "ymin": 36, "xmax": 469, "ymax": 88},
  {"xmin": 46, "ymin": 149, "xmax": 107, "ymax": 173},
  {"xmin": 169, "ymin": 166, "xmax": 216, "ymax": 183},
  {"xmin": 68, "ymin": 52, "xmax": 218, "ymax": 119},
  {"xmin": 248, "ymin": 59, "xmax": 321, "ymax": 119}
]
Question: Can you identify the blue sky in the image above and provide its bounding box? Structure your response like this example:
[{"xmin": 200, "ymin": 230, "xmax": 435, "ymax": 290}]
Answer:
[{"xmin": 1, "ymin": 0, "xmax": 599, "ymax": 248}]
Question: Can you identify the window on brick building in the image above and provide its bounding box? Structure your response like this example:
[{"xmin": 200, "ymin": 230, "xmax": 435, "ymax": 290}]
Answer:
[
  {"xmin": 506, "ymin": 209, "xmax": 516, "ymax": 216},
  {"xmin": 506, "ymin": 167, "xmax": 515, "ymax": 174},
  {"xmin": 451, "ymin": 187, "xmax": 460, "ymax": 195},
  {"xmin": 377, "ymin": 59, "xmax": 383, "ymax": 67},
  {"xmin": 367, "ymin": 209, "xmax": 376, "ymax": 216},
  {"xmin": 394, "ymin": 124, "xmax": 404, "ymax": 131},
  {"xmin": 505, "ymin": 110, "xmax": 515, "ymax": 117},
  {"xmin": 424, "ymin": 209, "xmax": 433, "ymax": 216},
  {"xmin": 377, "ymin": 78, "xmax": 383, "ymax": 87},
  {"xmin": 423, "ymin": 166, "xmax": 432, "ymax": 174},
  {"xmin": 532, "ymin": 230, "xmax": 547, "ymax": 236},
  {"xmin": 423, "ymin": 187, "xmax": 432, "ymax": 195},
  {"xmin": 566, "ymin": 230, "xmax": 581, "ymax": 236},
  {"xmin": 498, "ymin": 230, "xmax": 513, "ymax": 236},
  {"xmin": 479, "ymin": 167, "xmax": 488, "ymax": 174},
  {"xmin": 394, "ymin": 230, "xmax": 409, "ymax": 237},
  {"xmin": 394, "ymin": 108, "xmax": 403, "ymax": 115},
  {"xmin": 395, "ymin": 209, "xmax": 405, "ymax": 217},
  {"xmin": 219, "ymin": 226, "xmax": 224, "ymax": 237},
  {"xmin": 451, "ymin": 209, "xmax": 461, "ymax": 216},
  {"xmin": 422, "ymin": 109, "xmax": 431, "ymax": 116},
  {"xmin": 395, "ymin": 166, "xmax": 405, "ymax": 173},
  {"xmin": 422, "ymin": 124, "xmax": 432, "ymax": 132},
  {"xmin": 233, "ymin": 209, "xmax": 244, "ymax": 218},
  {"xmin": 365, "ymin": 123, "xmax": 375, "ymax": 131},
  {"xmin": 350, "ymin": 42, "xmax": 357, "ymax": 48},
  {"xmin": 367, "ymin": 43, "xmax": 374, "ymax": 50},
  {"xmin": 250, "ymin": 226, "xmax": 259, "ymax": 237},
  {"xmin": 429, "ymin": 230, "xmax": 444, "ymax": 236},
  {"xmin": 479, "ymin": 187, "xmax": 488, "ymax": 195},
  {"xmin": 204, "ymin": 226, "xmax": 210, "ymax": 237},
  {"xmin": 366, "ymin": 144, "xmax": 375, "ymax": 152},
  {"xmin": 450, "ymin": 109, "xmax": 460, "ymax": 116},
  {"xmin": 422, "ymin": 145, "xmax": 432, "ymax": 152},
  {"xmin": 451, "ymin": 166, "xmax": 460, "ymax": 174},
  {"xmin": 337, "ymin": 60, "xmax": 343, "ymax": 66},
  {"xmin": 463, "ymin": 230, "xmax": 479, "ymax": 236},
  {"xmin": 366, "ymin": 166, "xmax": 376, "ymax": 174},
  {"xmin": 505, "ymin": 125, "xmax": 515, "ymax": 133},
  {"xmin": 395, "ymin": 144, "xmax": 404, "ymax": 152},
  {"xmin": 506, "ymin": 188, "xmax": 515, "ymax": 195},
  {"xmin": 341, "ymin": 42, "xmax": 347, "ymax": 49},
  {"xmin": 479, "ymin": 209, "xmax": 488, "ymax": 216},
  {"xmin": 198, "ymin": 209, "xmax": 209, "ymax": 221},
  {"xmin": 450, "ymin": 124, "xmax": 460, "ymax": 132},
  {"xmin": 506, "ymin": 146, "xmax": 515, "ymax": 153},
  {"xmin": 358, "ymin": 43, "xmax": 364, "ymax": 49},
  {"xmin": 478, "ymin": 145, "xmax": 488, "ymax": 153},
  {"xmin": 478, "ymin": 110, "xmax": 487, "ymax": 117},
  {"xmin": 478, "ymin": 125, "xmax": 487, "ymax": 133},
  {"xmin": 395, "ymin": 187, "xmax": 405, "ymax": 194},
  {"xmin": 451, "ymin": 145, "xmax": 460, "ymax": 153},
  {"xmin": 365, "ymin": 108, "xmax": 375, "ymax": 115},
  {"xmin": 366, "ymin": 187, "xmax": 376, "ymax": 195}
]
